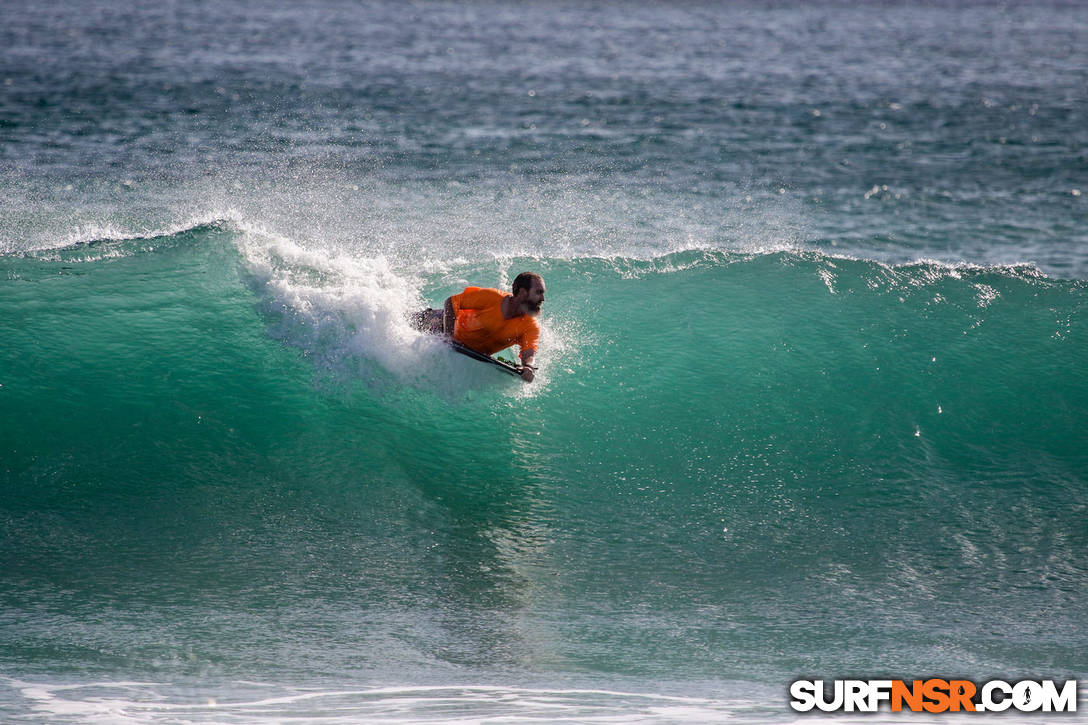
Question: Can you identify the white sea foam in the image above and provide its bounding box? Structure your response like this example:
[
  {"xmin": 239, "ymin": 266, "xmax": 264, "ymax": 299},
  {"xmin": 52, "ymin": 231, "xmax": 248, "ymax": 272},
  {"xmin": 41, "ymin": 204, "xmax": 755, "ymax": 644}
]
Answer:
[
  {"xmin": 231, "ymin": 220, "xmax": 568, "ymax": 399},
  {"xmin": 7, "ymin": 679, "xmax": 782, "ymax": 724}
]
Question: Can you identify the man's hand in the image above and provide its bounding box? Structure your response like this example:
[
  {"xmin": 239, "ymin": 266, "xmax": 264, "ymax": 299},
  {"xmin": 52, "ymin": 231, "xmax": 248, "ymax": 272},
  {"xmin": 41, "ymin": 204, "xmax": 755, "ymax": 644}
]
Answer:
[{"xmin": 520, "ymin": 365, "xmax": 535, "ymax": 383}]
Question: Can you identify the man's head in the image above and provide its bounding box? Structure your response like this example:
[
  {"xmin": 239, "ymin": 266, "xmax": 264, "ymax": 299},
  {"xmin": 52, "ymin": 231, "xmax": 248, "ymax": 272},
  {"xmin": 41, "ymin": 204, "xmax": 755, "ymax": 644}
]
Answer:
[{"xmin": 512, "ymin": 272, "xmax": 546, "ymax": 315}]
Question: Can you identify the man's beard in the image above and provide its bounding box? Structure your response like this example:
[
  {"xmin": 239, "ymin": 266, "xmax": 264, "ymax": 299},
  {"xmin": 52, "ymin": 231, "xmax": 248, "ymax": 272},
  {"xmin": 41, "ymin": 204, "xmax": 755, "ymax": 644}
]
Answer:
[{"xmin": 526, "ymin": 301, "xmax": 542, "ymax": 313}]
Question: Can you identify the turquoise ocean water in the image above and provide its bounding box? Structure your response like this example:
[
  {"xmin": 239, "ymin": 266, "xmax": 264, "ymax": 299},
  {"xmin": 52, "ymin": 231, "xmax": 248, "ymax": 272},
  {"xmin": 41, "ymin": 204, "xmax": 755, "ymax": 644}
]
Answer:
[{"xmin": 2, "ymin": 1, "xmax": 1086, "ymax": 722}]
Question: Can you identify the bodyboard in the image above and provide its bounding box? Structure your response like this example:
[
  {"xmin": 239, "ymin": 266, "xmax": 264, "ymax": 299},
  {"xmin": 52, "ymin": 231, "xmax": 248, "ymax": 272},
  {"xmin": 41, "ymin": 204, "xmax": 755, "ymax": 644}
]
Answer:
[{"xmin": 449, "ymin": 341, "xmax": 523, "ymax": 377}]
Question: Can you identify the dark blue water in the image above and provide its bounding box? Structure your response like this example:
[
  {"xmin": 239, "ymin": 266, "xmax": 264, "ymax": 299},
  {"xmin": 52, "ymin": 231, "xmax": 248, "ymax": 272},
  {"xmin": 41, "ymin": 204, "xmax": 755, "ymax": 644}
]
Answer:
[{"xmin": 2, "ymin": 1, "xmax": 1086, "ymax": 722}]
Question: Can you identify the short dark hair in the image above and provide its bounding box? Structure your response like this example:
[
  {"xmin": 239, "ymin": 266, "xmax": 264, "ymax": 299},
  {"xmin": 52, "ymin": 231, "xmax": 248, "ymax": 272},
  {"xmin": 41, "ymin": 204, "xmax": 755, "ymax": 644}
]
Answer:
[{"xmin": 512, "ymin": 272, "xmax": 542, "ymax": 295}]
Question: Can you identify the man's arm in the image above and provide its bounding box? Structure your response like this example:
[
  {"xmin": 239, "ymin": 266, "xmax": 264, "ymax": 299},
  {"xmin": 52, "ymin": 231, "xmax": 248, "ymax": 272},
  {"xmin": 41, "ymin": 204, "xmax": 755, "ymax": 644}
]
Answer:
[
  {"xmin": 517, "ymin": 321, "xmax": 540, "ymax": 383},
  {"xmin": 519, "ymin": 349, "xmax": 536, "ymax": 383}
]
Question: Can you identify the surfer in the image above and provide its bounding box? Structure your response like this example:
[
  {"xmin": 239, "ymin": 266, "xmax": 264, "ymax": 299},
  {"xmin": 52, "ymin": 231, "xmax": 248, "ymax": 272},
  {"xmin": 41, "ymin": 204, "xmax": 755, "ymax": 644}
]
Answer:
[{"xmin": 411, "ymin": 272, "xmax": 545, "ymax": 382}]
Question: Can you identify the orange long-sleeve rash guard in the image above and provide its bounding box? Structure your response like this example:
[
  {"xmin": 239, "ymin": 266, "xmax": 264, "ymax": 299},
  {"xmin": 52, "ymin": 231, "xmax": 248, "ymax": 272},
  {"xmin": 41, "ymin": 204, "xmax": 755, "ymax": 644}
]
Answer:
[{"xmin": 450, "ymin": 287, "xmax": 540, "ymax": 356}]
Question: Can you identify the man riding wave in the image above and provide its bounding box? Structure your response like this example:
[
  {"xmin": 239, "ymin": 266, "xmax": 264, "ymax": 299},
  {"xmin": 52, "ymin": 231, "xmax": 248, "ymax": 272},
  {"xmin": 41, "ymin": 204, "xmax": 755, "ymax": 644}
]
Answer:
[{"xmin": 411, "ymin": 272, "xmax": 546, "ymax": 382}]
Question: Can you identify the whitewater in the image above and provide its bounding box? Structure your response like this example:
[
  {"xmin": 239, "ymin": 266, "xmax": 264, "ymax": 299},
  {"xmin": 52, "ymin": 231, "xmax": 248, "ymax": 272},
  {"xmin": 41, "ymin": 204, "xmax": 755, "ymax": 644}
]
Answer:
[{"xmin": 2, "ymin": 0, "xmax": 1087, "ymax": 722}]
